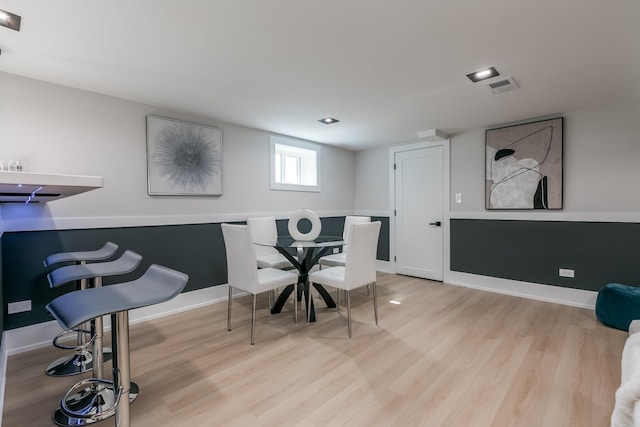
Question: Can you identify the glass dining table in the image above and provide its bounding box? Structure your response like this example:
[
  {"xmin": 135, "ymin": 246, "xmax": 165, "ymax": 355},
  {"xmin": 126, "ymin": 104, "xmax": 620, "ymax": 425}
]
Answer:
[{"xmin": 257, "ymin": 235, "xmax": 344, "ymax": 322}]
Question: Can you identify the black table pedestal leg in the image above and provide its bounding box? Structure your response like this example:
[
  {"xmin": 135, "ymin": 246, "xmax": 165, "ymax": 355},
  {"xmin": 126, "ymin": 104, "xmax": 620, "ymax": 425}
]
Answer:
[
  {"xmin": 268, "ymin": 242, "xmax": 340, "ymax": 322},
  {"xmin": 270, "ymin": 284, "xmax": 294, "ymax": 314}
]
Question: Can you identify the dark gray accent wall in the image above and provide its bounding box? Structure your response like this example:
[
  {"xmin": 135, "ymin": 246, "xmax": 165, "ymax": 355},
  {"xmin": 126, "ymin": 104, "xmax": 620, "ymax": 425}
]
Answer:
[
  {"xmin": 451, "ymin": 219, "xmax": 640, "ymax": 292},
  {"xmin": 2, "ymin": 223, "xmax": 228, "ymax": 330},
  {"xmin": 1, "ymin": 215, "xmax": 390, "ymax": 331},
  {"xmin": 372, "ymin": 216, "xmax": 391, "ymax": 261},
  {"xmin": 0, "ymin": 240, "xmax": 3, "ymax": 342}
]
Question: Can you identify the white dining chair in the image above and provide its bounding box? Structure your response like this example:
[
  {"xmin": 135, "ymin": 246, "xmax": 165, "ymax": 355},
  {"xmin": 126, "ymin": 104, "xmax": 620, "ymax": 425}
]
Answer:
[
  {"xmin": 222, "ymin": 224, "xmax": 300, "ymax": 345},
  {"xmin": 308, "ymin": 221, "xmax": 381, "ymax": 338},
  {"xmin": 247, "ymin": 216, "xmax": 293, "ymax": 270},
  {"xmin": 247, "ymin": 216, "xmax": 295, "ymax": 309},
  {"xmin": 318, "ymin": 215, "xmax": 371, "ymax": 269}
]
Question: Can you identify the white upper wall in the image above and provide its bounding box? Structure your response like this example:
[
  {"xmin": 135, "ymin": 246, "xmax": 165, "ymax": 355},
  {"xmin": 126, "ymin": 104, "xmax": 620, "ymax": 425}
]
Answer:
[
  {"xmin": 449, "ymin": 101, "xmax": 640, "ymax": 219},
  {"xmin": 0, "ymin": 72, "xmax": 356, "ymax": 231},
  {"xmin": 355, "ymin": 100, "xmax": 640, "ymax": 221},
  {"xmin": 353, "ymin": 145, "xmax": 389, "ymax": 214},
  {"xmin": 4, "ymin": 70, "xmax": 638, "ymax": 232}
]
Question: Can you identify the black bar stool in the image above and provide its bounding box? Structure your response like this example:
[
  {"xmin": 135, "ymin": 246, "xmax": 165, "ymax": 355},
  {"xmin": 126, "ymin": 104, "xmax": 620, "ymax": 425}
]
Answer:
[
  {"xmin": 43, "ymin": 242, "xmax": 119, "ymax": 377},
  {"xmin": 47, "ymin": 250, "xmax": 143, "ymax": 427},
  {"xmin": 46, "ymin": 264, "xmax": 189, "ymax": 427}
]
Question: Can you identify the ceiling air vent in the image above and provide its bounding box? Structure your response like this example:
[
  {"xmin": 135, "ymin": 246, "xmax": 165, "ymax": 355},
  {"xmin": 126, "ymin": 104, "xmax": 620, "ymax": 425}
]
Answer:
[{"xmin": 485, "ymin": 76, "xmax": 519, "ymax": 94}]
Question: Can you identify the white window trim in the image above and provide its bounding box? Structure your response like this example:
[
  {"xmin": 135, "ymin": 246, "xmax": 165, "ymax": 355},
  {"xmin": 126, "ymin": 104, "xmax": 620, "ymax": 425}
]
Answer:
[{"xmin": 270, "ymin": 136, "xmax": 321, "ymax": 192}]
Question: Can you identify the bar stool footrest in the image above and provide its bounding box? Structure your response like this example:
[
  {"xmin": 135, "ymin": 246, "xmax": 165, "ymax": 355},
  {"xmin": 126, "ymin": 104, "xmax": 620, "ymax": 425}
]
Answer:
[
  {"xmin": 54, "ymin": 379, "xmax": 138, "ymax": 426},
  {"xmin": 46, "ymin": 348, "xmax": 112, "ymax": 377},
  {"xmin": 52, "ymin": 328, "xmax": 93, "ymax": 351}
]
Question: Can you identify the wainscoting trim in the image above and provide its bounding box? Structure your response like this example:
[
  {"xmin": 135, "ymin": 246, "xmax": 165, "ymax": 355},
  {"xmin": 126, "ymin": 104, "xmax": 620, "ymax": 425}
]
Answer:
[
  {"xmin": 1, "ymin": 210, "xmax": 355, "ymax": 233},
  {"xmin": 446, "ymin": 270, "xmax": 597, "ymax": 309}
]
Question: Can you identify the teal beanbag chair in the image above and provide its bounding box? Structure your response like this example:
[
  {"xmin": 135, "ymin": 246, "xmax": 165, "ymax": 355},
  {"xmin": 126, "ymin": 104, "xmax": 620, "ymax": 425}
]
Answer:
[{"xmin": 596, "ymin": 283, "xmax": 640, "ymax": 331}]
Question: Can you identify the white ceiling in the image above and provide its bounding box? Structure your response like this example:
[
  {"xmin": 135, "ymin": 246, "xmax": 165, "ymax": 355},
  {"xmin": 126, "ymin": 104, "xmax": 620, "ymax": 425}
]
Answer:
[{"xmin": 1, "ymin": 1, "xmax": 639, "ymax": 150}]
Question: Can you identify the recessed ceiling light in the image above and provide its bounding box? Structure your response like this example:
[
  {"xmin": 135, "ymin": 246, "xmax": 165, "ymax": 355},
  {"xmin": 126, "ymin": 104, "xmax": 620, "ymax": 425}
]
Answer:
[
  {"xmin": 0, "ymin": 8, "xmax": 21, "ymax": 32},
  {"xmin": 318, "ymin": 117, "xmax": 339, "ymax": 125},
  {"xmin": 466, "ymin": 67, "xmax": 499, "ymax": 83}
]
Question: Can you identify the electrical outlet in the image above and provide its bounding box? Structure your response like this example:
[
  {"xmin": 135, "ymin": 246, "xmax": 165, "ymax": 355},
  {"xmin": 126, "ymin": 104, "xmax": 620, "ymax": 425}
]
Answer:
[
  {"xmin": 559, "ymin": 268, "xmax": 575, "ymax": 278},
  {"xmin": 332, "ymin": 247, "xmax": 340, "ymax": 254},
  {"xmin": 8, "ymin": 300, "xmax": 32, "ymax": 314}
]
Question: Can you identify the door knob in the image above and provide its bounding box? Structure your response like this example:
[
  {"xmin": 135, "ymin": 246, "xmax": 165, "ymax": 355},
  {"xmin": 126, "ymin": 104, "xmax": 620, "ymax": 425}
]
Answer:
[{"xmin": 429, "ymin": 221, "xmax": 442, "ymax": 227}]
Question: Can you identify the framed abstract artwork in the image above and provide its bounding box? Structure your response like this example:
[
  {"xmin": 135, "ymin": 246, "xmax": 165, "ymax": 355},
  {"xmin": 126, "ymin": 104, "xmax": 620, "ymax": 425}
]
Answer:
[
  {"xmin": 485, "ymin": 117, "xmax": 563, "ymax": 210},
  {"xmin": 146, "ymin": 115, "xmax": 222, "ymax": 196}
]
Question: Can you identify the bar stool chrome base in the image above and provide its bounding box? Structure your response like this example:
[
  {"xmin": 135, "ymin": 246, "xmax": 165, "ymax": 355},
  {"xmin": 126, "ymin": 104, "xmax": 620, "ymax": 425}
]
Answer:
[
  {"xmin": 46, "ymin": 264, "xmax": 189, "ymax": 427},
  {"xmin": 53, "ymin": 380, "xmax": 139, "ymax": 427}
]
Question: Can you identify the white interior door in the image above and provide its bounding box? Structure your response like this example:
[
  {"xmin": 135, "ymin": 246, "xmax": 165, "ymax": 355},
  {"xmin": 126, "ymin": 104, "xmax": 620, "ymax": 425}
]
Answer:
[{"xmin": 395, "ymin": 145, "xmax": 444, "ymax": 280}]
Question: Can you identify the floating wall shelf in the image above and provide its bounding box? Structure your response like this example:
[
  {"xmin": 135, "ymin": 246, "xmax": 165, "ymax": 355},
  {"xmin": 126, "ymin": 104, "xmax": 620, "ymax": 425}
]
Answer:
[{"xmin": 0, "ymin": 171, "xmax": 103, "ymax": 204}]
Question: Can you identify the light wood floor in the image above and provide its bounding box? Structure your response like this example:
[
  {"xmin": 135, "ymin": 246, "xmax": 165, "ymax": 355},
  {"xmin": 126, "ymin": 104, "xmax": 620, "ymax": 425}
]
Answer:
[{"xmin": 3, "ymin": 273, "xmax": 627, "ymax": 426}]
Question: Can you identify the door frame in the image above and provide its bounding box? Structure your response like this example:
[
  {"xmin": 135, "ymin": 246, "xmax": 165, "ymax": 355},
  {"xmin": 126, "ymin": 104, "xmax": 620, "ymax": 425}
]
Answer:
[{"xmin": 389, "ymin": 139, "xmax": 451, "ymax": 280}]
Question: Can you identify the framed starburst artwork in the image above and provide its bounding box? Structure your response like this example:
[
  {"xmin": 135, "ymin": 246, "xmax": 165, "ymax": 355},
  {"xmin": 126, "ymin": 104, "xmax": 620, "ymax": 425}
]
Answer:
[{"xmin": 146, "ymin": 115, "xmax": 222, "ymax": 196}]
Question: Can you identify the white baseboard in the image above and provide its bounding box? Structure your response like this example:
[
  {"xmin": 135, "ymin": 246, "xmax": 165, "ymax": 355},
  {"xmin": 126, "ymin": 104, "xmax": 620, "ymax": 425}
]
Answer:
[
  {"xmin": 126, "ymin": 283, "xmax": 230, "ymax": 326},
  {"xmin": 376, "ymin": 260, "xmax": 393, "ymax": 274},
  {"xmin": 445, "ymin": 270, "xmax": 597, "ymax": 309}
]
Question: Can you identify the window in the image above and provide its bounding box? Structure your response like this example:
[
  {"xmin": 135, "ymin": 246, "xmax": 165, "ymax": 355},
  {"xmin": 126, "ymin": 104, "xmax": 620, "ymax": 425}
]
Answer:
[{"xmin": 270, "ymin": 136, "xmax": 321, "ymax": 192}]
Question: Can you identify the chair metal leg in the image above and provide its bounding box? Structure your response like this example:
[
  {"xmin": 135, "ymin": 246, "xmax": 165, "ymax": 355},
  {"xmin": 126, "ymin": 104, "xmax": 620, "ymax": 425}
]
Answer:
[
  {"xmin": 294, "ymin": 282, "xmax": 298, "ymax": 325},
  {"xmin": 346, "ymin": 291, "xmax": 352, "ymax": 339},
  {"xmin": 227, "ymin": 286, "xmax": 232, "ymax": 331},
  {"xmin": 372, "ymin": 282, "xmax": 378, "ymax": 326},
  {"xmin": 336, "ymin": 289, "xmax": 341, "ymax": 314},
  {"xmin": 250, "ymin": 294, "xmax": 257, "ymax": 345},
  {"xmin": 307, "ymin": 283, "xmax": 313, "ymax": 324},
  {"xmin": 115, "ymin": 311, "xmax": 131, "ymax": 427},
  {"xmin": 92, "ymin": 277, "xmax": 104, "ymax": 380},
  {"xmin": 92, "ymin": 315, "xmax": 105, "ymax": 379}
]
